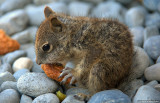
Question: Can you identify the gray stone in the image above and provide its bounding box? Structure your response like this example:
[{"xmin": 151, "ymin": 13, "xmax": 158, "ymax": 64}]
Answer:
[
  {"xmin": 17, "ymin": 73, "xmax": 58, "ymax": 97},
  {"xmin": 149, "ymin": 56, "xmax": 154, "ymax": 66},
  {"xmin": 88, "ymin": 90, "xmax": 131, "ymax": 103},
  {"xmin": 133, "ymin": 85, "xmax": 160, "ymax": 103},
  {"xmin": 0, "ymin": 71, "xmax": 16, "ymax": 85},
  {"xmin": 82, "ymin": 0, "xmax": 103, "ymax": 4},
  {"xmin": 13, "ymin": 69, "xmax": 30, "ymax": 81},
  {"xmin": 1, "ymin": 81, "xmax": 17, "ymax": 91},
  {"xmin": 143, "ymin": 0, "xmax": 160, "ymax": 11},
  {"xmin": 116, "ymin": 0, "xmax": 133, "ymax": 4},
  {"xmin": 0, "ymin": 0, "xmax": 6, "ymax": 5},
  {"xmin": 0, "ymin": 9, "xmax": 29, "ymax": 35},
  {"xmin": 92, "ymin": 1, "xmax": 126, "ymax": 23},
  {"xmin": 62, "ymin": 95, "xmax": 84, "ymax": 103},
  {"xmin": 0, "ymin": 63, "xmax": 13, "ymax": 74},
  {"xmin": 143, "ymin": 36, "xmax": 160, "ymax": 60},
  {"xmin": 68, "ymin": 1, "xmax": 92, "ymax": 16},
  {"xmin": 25, "ymin": 2, "xmax": 67, "ymax": 26},
  {"xmin": 0, "ymin": 0, "xmax": 32, "ymax": 13},
  {"xmin": 2, "ymin": 50, "xmax": 27, "ymax": 65},
  {"xmin": 125, "ymin": 6, "xmax": 147, "ymax": 27},
  {"xmin": 20, "ymin": 43, "xmax": 33, "ymax": 50},
  {"xmin": 156, "ymin": 56, "xmax": 160, "ymax": 63},
  {"xmin": 25, "ymin": 45, "xmax": 36, "ymax": 60},
  {"xmin": 32, "ymin": 93, "xmax": 59, "ymax": 103},
  {"xmin": 12, "ymin": 26, "xmax": 38, "ymax": 44},
  {"xmin": 146, "ymin": 80, "xmax": 158, "ymax": 87},
  {"xmin": 129, "ymin": 46, "xmax": 150, "ymax": 79},
  {"xmin": 144, "ymin": 26, "xmax": 159, "ymax": 42},
  {"xmin": 145, "ymin": 63, "xmax": 160, "ymax": 81},
  {"xmin": 155, "ymin": 84, "xmax": 160, "ymax": 92},
  {"xmin": 145, "ymin": 12, "xmax": 160, "ymax": 28},
  {"xmin": 33, "ymin": 0, "xmax": 57, "ymax": 5},
  {"xmin": 66, "ymin": 87, "xmax": 90, "ymax": 96},
  {"xmin": 32, "ymin": 59, "xmax": 44, "ymax": 73},
  {"xmin": 20, "ymin": 94, "xmax": 33, "ymax": 103},
  {"xmin": 130, "ymin": 26, "xmax": 144, "ymax": 47},
  {"xmin": 0, "ymin": 89, "xmax": 20, "ymax": 103},
  {"xmin": 119, "ymin": 79, "xmax": 144, "ymax": 98}
]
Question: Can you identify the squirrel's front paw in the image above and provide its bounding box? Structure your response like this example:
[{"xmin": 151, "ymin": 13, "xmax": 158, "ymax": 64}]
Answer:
[{"xmin": 58, "ymin": 61, "xmax": 76, "ymax": 85}]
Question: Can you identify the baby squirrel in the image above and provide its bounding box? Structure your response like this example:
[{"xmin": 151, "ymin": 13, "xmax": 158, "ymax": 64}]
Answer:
[{"xmin": 35, "ymin": 6, "xmax": 133, "ymax": 101}]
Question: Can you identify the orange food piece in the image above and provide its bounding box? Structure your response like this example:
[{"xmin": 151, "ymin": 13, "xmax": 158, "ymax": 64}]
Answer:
[
  {"xmin": 0, "ymin": 29, "xmax": 20, "ymax": 55},
  {"xmin": 41, "ymin": 64, "xmax": 71, "ymax": 84}
]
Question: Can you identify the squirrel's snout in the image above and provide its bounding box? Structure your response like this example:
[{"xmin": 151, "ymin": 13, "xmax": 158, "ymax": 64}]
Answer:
[{"xmin": 36, "ymin": 59, "xmax": 42, "ymax": 65}]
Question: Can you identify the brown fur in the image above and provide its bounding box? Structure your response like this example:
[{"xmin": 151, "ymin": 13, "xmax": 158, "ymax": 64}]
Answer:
[{"xmin": 35, "ymin": 6, "xmax": 133, "ymax": 96}]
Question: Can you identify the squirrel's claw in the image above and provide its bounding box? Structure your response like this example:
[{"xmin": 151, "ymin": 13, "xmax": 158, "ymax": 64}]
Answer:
[
  {"xmin": 58, "ymin": 68, "xmax": 71, "ymax": 78},
  {"xmin": 60, "ymin": 73, "xmax": 72, "ymax": 84},
  {"xmin": 70, "ymin": 76, "xmax": 76, "ymax": 85},
  {"xmin": 59, "ymin": 66, "xmax": 76, "ymax": 85}
]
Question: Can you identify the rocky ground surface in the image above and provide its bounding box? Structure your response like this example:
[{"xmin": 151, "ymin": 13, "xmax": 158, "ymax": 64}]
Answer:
[{"xmin": 0, "ymin": 0, "xmax": 160, "ymax": 103}]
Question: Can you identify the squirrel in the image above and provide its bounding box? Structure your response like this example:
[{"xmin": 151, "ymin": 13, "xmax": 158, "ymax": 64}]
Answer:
[{"xmin": 35, "ymin": 6, "xmax": 133, "ymax": 101}]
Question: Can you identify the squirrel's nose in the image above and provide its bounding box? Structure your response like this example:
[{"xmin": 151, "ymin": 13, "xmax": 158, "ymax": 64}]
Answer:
[{"xmin": 36, "ymin": 58, "xmax": 41, "ymax": 65}]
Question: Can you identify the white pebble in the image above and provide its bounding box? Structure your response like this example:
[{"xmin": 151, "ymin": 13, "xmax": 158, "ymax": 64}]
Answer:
[{"xmin": 12, "ymin": 57, "xmax": 33, "ymax": 72}]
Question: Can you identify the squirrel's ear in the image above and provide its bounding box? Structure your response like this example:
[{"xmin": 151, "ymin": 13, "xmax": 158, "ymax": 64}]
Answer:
[
  {"xmin": 50, "ymin": 17, "xmax": 64, "ymax": 32},
  {"xmin": 44, "ymin": 6, "xmax": 55, "ymax": 18}
]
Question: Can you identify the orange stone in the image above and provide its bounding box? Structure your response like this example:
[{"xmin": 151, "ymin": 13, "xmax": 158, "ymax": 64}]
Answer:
[
  {"xmin": 41, "ymin": 64, "xmax": 71, "ymax": 84},
  {"xmin": 0, "ymin": 29, "xmax": 20, "ymax": 55}
]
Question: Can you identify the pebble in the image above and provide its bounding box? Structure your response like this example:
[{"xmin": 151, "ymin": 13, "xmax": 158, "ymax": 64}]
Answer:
[
  {"xmin": 33, "ymin": 0, "xmax": 57, "ymax": 5},
  {"xmin": 156, "ymin": 56, "xmax": 160, "ymax": 63},
  {"xmin": 143, "ymin": 35, "xmax": 160, "ymax": 60},
  {"xmin": 0, "ymin": 9, "xmax": 29, "ymax": 35},
  {"xmin": 143, "ymin": 0, "xmax": 160, "ymax": 11},
  {"xmin": 154, "ymin": 84, "xmax": 160, "ymax": 92},
  {"xmin": 68, "ymin": 1, "xmax": 92, "ymax": 16},
  {"xmin": 12, "ymin": 26, "xmax": 38, "ymax": 44},
  {"xmin": 13, "ymin": 68, "xmax": 30, "ymax": 80},
  {"xmin": 20, "ymin": 94, "xmax": 33, "ymax": 103},
  {"xmin": 130, "ymin": 46, "xmax": 150, "ymax": 79},
  {"xmin": 116, "ymin": 0, "xmax": 133, "ymax": 4},
  {"xmin": 2, "ymin": 50, "xmax": 27, "ymax": 65},
  {"xmin": 66, "ymin": 87, "xmax": 90, "ymax": 96},
  {"xmin": 0, "ymin": 0, "xmax": 32, "ymax": 13},
  {"xmin": 145, "ymin": 12, "xmax": 160, "ymax": 28},
  {"xmin": 12, "ymin": 57, "xmax": 33, "ymax": 72},
  {"xmin": 146, "ymin": 80, "xmax": 158, "ymax": 87},
  {"xmin": 31, "ymin": 59, "xmax": 44, "ymax": 73},
  {"xmin": 0, "ymin": 0, "xmax": 5, "ymax": 4},
  {"xmin": 1, "ymin": 81, "xmax": 17, "ymax": 91},
  {"xmin": 144, "ymin": 26, "xmax": 159, "ymax": 42},
  {"xmin": 32, "ymin": 93, "xmax": 59, "ymax": 103},
  {"xmin": 145, "ymin": 63, "xmax": 160, "ymax": 81},
  {"xmin": 25, "ymin": 2, "xmax": 67, "ymax": 26},
  {"xmin": 82, "ymin": 0, "xmax": 103, "ymax": 4},
  {"xmin": 92, "ymin": 1, "xmax": 126, "ymax": 23},
  {"xmin": 25, "ymin": 45, "xmax": 36, "ymax": 60},
  {"xmin": 88, "ymin": 90, "xmax": 131, "ymax": 103},
  {"xmin": 130, "ymin": 26, "xmax": 144, "ymax": 47},
  {"xmin": 119, "ymin": 79, "xmax": 143, "ymax": 98},
  {"xmin": 133, "ymin": 85, "xmax": 160, "ymax": 103},
  {"xmin": 0, "ymin": 63, "xmax": 13, "ymax": 74},
  {"xmin": 0, "ymin": 89, "xmax": 20, "ymax": 103},
  {"xmin": 0, "ymin": 71, "xmax": 16, "ymax": 85},
  {"xmin": 17, "ymin": 73, "xmax": 58, "ymax": 97},
  {"xmin": 62, "ymin": 95, "xmax": 85, "ymax": 103},
  {"xmin": 125, "ymin": 6, "xmax": 147, "ymax": 27}
]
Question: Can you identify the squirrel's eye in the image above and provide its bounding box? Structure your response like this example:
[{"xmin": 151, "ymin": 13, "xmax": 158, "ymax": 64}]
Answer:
[{"xmin": 42, "ymin": 43, "xmax": 52, "ymax": 52}]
